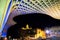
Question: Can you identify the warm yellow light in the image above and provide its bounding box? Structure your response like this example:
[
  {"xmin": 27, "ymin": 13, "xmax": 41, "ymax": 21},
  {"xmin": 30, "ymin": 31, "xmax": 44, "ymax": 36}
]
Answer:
[
  {"xmin": 3, "ymin": 37, "xmax": 7, "ymax": 40},
  {"xmin": 34, "ymin": 29, "xmax": 46, "ymax": 39},
  {"xmin": 21, "ymin": 24, "xmax": 32, "ymax": 30}
]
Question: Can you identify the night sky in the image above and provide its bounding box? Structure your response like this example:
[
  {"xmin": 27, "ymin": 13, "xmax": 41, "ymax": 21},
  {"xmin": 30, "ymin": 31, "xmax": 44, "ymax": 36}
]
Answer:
[{"xmin": 11, "ymin": 13, "xmax": 60, "ymax": 29}]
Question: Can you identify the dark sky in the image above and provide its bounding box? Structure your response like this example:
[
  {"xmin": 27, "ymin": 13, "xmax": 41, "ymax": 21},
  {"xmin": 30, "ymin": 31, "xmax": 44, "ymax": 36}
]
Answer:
[{"xmin": 12, "ymin": 13, "xmax": 60, "ymax": 29}]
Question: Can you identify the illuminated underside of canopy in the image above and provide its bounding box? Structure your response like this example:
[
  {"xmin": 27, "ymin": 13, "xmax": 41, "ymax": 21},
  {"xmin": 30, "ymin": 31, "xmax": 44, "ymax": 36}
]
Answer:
[{"xmin": 11, "ymin": 0, "xmax": 60, "ymax": 19}]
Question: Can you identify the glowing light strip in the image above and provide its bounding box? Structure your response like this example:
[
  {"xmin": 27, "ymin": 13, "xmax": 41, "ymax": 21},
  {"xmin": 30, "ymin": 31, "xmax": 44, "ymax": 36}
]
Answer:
[
  {"xmin": 1, "ymin": 0, "xmax": 12, "ymax": 37},
  {"xmin": 0, "ymin": 0, "xmax": 10, "ymax": 33}
]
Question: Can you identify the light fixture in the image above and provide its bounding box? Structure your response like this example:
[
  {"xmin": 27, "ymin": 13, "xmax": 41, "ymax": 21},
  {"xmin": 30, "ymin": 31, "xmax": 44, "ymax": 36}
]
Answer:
[{"xmin": 45, "ymin": 30, "xmax": 50, "ymax": 34}]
